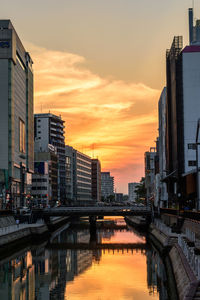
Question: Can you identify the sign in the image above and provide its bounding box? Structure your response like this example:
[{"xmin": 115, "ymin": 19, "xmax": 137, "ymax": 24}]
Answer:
[{"xmin": 0, "ymin": 41, "xmax": 10, "ymax": 48}]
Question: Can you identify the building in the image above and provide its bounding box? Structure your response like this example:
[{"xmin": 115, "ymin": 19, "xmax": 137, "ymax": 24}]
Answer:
[
  {"xmin": 34, "ymin": 114, "xmax": 65, "ymax": 202},
  {"xmin": 101, "ymin": 172, "xmax": 114, "ymax": 200},
  {"xmin": 65, "ymin": 146, "xmax": 92, "ymax": 204},
  {"xmin": 73, "ymin": 150, "xmax": 92, "ymax": 203},
  {"xmin": 31, "ymin": 151, "xmax": 58, "ymax": 207},
  {"xmin": 128, "ymin": 182, "xmax": 139, "ymax": 202},
  {"xmin": 189, "ymin": 8, "xmax": 200, "ymax": 45},
  {"xmin": 65, "ymin": 145, "xmax": 74, "ymax": 202},
  {"xmin": 165, "ymin": 29, "xmax": 200, "ymax": 207},
  {"xmin": 158, "ymin": 88, "xmax": 168, "ymax": 207},
  {"xmin": 115, "ymin": 193, "xmax": 123, "ymax": 202},
  {"xmin": 0, "ymin": 20, "xmax": 34, "ymax": 208},
  {"xmin": 163, "ymin": 8, "xmax": 200, "ymax": 208},
  {"xmin": 144, "ymin": 148, "xmax": 157, "ymax": 203},
  {"xmin": 91, "ymin": 159, "xmax": 101, "ymax": 202}
]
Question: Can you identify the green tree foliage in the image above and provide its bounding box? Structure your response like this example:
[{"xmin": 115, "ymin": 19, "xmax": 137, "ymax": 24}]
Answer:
[{"xmin": 134, "ymin": 177, "xmax": 146, "ymax": 203}]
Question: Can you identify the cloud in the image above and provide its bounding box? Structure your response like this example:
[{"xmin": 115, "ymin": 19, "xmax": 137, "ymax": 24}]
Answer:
[{"xmin": 27, "ymin": 43, "xmax": 160, "ymax": 193}]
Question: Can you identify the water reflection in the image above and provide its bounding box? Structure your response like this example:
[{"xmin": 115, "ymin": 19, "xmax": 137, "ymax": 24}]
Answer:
[{"xmin": 0, "ymin": 217, "xmax": 172, "ymax": 300}]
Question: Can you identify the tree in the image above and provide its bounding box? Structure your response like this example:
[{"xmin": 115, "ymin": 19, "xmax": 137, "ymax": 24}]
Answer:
[{"xmin": 134, "ymin": 177, "xmax": 146, "ymax": 203}]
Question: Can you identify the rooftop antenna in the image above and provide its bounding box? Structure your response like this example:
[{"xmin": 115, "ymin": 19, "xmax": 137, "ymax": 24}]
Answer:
[{"xmin": 92, "ymin": 143, "xmax": 95, "ymax": 158}]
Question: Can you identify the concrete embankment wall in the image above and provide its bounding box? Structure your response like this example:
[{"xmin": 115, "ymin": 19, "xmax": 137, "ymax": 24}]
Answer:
[
  {"xmin": 0, "ymin": 216, "xmax": 70, "ymax": 256},
  {"xmin": 169, "ymin": 244, "xmax": 199, "ymax": 300},
  {"xmin": 149, "ymin": 223, "xmax": 199, "ymax": 300}
]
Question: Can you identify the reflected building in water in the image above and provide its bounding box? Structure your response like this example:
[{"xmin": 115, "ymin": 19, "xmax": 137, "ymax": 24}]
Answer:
[{"xmin": 146, "ymin": 249, "xmax": 168, "ymax": 300}]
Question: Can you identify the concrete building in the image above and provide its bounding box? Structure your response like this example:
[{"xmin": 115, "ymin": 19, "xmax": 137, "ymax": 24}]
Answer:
[
  {"xmin": 74, "ymin": 150, "xmax": 92, "ymax": 203},
  {"xmin": 189, "ymin": 8, "xmax": 200, "ymax": 45},
  {"xmin": 101, "ymin": 172, "xmax": 114, "ymax": 200},
  {"xmin": 145, "ymin": 148, "xmax": 157, "ymax": 203},
  {"xmin": 165, "ymin": 30, "xmax": 200, "ymax": 207},
  {"xmin": 91, "ymin": 159, "xmax": 101, "ymax": 202},
  {"xmin": 115, "ymin": 193, "xmax": 123, "ymax": 202},
  {"xmin": 65, "ymin": 146, "xmax": 92, "ymax": 204},
  {"xmin": 34, "ymin": 114, "xmax": 65, "ymax": 202},
  {"xmin": 31, "ymin": 151, "xmax": 58, "ymax": 207},
  {"xmin": 158, "ymin": 88, "xmax": 168, "ymax": 207},
  {"xmin": 128, "ymin": 182, "xmax": 139, "ymax": 202},
  {"xmin": 0, "ymin": 20, "xmax": 34, "ymax": 208},
  {"xmin": 65, "ymin": 145, "xmax": 74, "ymax": 202}
]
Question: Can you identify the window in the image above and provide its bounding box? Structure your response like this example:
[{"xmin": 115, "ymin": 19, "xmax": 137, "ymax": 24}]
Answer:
[
  {"xmin": 16, "ymin": 52, "xmax": 25, "ymax": 71},
  {"xmin": 19, "ymin": 119, "xmax": 25, "ymax": 153},
  {"xmin": 188, "ymin": 143, "xmax": 196, "ymax": 150},
  {"xmin": 38, "ymin": 119, "xmax": 41, "ymax": 122},
  {"xmin": 188, "ymin": 160, "xmax": 196, "ymax": 166},
  {"xmin": 38, "ymin": 131, "xmax": 41, "ymax": 134}
]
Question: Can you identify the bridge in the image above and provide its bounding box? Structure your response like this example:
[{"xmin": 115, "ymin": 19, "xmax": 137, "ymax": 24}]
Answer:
[
  {"xmin": 39, "ymin": 205, "xmax": 151, "ymax": 217},
  {"xmin": 46, "ymin": 242, "xmax": 147, "ymax": 251}
]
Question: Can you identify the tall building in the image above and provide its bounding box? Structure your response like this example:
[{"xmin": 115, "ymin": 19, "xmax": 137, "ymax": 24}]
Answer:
[
  {"xmin": 188, "ymin": 8, "xmax": 200, "ymax": 45},
  {"xmin": 65, "ymin": 145, "xmax": 74, "ymax": 202},
  {"xmin": 31, "ymin": 151, "xmax": 58, "ymax": 207},
  {"xmin": 101, "ymin": 172, "xmax": 114, "ymax": 200},
  {"xmin": 34, "ymin": 114, "xmax": 66, "ymax": 202},
  {"xmin": 65, "ymin": 146, "xmax": 92, "ymax": 204},
  {"xmin": 165, "ymin": 12, "xmax": 200, "ymax": 206},
  {"xmin": 91, "ymin": 159, "xmax": 101, "ymax": 202},
  {"xmin": 158, "ymin": 88, "xmax": 168, "ymax": 207},
  {"xmin": 128, "ymin": 182, "xmax": 139, "ymax": 202},
  {"xmin": 0, "ymin": 20, "xmax": 34, "ymax": 208},
  {"xmin": 144, "ymin": 147, "xmax": 157, "ymax": 203}
]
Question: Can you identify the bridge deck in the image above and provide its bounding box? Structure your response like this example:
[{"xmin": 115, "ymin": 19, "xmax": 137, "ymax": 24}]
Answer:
[
  {"xmin": 39, "ymin": 206, "xmax": 151, "ymax": 217},
  {"xmin": 47, "ymin": 242, "xmax": 147, "ymax": 250}
]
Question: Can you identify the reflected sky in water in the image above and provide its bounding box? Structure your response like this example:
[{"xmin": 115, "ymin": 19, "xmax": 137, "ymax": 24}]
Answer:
[{"xmin": 0, "ymin": 217, "xmax": 169, "ymax": 300}]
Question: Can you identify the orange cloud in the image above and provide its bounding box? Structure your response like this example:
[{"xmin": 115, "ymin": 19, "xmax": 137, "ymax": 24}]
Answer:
[{"xmin": 28, "ymin": 43, "xmax": 160, "ymax": 193}]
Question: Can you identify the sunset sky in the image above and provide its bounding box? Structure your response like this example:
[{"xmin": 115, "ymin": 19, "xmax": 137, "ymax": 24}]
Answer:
[{"xmin": 1, "ymin": 0, "xmax": 198, "ymax": 192}]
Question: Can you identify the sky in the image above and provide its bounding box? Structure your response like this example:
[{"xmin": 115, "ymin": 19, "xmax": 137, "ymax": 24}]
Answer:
[{"xmin": 1, "ymin": 0, "xmax": 198, "ymax": 193}]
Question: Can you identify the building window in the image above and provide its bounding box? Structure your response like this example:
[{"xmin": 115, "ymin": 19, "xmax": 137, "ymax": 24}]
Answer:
[
  {"xmin": 19, "ymin": 119, "xmax": 25, "ymax": 153},
  {"xmin": 188, "ymin": 143, "xmax": 196, "ymax": 150},
  {"xmin": 16, "ymin": 52, "xmax": 25, "ymax": 71},
  {"xmin": 188, "ymin": 160, "xmax": 196, "ymax": 166}
]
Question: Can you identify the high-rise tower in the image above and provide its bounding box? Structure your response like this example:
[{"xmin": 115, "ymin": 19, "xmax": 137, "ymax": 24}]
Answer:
[{"xmin": 0, "ymin": 20, "xmax": 34, "ymax": 208}]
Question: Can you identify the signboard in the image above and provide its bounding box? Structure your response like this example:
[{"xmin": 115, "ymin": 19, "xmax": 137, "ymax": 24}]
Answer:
[{"xmin": 0, "ymin": 41, "xmax": 10, "ymax": 48}]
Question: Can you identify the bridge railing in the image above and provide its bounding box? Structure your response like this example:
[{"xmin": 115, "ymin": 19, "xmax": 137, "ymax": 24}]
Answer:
[
  {"xmin": 154, "ymin": 219, "xmax": 172, "ymax": 236},
  {"xmin": 185, "ymin": 227, "xmax": 196, "ymax": 242}
]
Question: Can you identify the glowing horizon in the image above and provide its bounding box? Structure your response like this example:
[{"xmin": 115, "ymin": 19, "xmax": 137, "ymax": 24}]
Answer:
[{"xmin": 29, "ymin": 43, "xmax": 160, "ymax": 193}]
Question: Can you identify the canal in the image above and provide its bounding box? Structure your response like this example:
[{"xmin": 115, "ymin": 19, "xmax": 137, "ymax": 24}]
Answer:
[{"xmin": 0, "ymin": 217, "xmax": 178, "ymax": 300}]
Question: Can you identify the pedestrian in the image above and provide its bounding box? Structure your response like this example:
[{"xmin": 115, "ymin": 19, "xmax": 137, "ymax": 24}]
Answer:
[{"xmin": 16, "ymin": 219, "xmax": 19, "ymax": 228}]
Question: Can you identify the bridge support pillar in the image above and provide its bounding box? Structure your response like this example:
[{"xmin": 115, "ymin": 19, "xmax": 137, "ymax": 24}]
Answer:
[{"xmin": 89, "ymin": 216, "xmax": 97, "ymax": 243}]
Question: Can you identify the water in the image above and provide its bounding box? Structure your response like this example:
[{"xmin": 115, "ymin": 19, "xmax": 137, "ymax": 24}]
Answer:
[{"xmin": 0, "ymin": 217, "xmax": 174, "ymax": 300}]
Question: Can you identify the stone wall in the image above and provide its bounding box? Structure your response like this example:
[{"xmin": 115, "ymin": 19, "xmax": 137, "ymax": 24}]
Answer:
[{"xmin": 169, "ymin": 244, "xmax": 199, "ymax": 299}]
